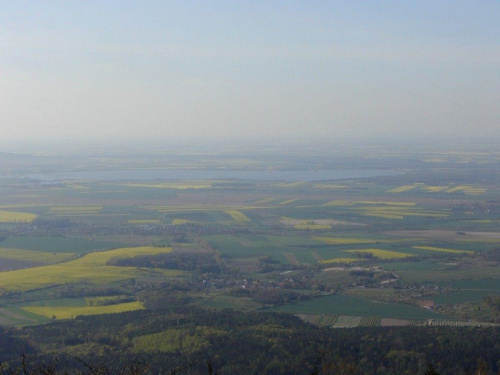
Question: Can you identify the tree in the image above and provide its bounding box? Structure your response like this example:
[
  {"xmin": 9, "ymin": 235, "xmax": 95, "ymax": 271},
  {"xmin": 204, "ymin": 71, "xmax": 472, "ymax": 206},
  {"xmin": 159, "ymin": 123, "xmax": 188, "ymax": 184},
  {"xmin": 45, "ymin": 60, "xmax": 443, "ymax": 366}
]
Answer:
[{"xmin": 424, "ymin": 364, "xmax": 440, "ymax": 375}]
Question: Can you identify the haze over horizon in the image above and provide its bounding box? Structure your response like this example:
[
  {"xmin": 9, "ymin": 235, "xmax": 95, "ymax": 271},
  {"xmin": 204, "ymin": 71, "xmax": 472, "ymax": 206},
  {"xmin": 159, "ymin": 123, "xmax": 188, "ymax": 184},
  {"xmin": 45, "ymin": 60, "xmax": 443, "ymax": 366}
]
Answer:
[{"xmin": 1, "ymin": 1, "xmax": 499, "ymax": 145}]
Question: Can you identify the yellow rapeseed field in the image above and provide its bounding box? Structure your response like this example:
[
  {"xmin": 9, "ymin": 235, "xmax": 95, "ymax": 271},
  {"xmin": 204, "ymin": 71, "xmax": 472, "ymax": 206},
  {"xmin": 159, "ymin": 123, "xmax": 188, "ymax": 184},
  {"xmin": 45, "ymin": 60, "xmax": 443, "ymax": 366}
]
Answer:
[
  {"xmin": 23, "ymin": 301, "xmax": 144, "ymax": 320},
  {"xmin": 279, "ymin": 199, "xmax": 299, "ymax": 205},
  {"xmin": 446, "ymin": 186, "xmax": 486, "ymax": 195},
  {"xmin": 294, "ymin": 224, "xmax": 331, "ymax": 230},
  {"xmin": 66, "ymin": 184, "xmax": 89, "ymax": 189},
  {"xmin": 355, "ymin": 201, "xmax": 416, "ymax": 206},
  {"xmin": 84, "ymin": 296, "xmax": 129, "ymax": 305},
  {"xmin": 413, "ymin": 246, "xmax": 473, "ymax": 254},
  {"xmin": 323, "ymin": 200, "xmax": 416, "ymax": 207},
  {"xmin": 254, "ymin": 198, "xmax": 276, "ymax": 204},
  {"xmin": 363, "ymin": 213, "xmax": 404, "ymax": 219},
  {"xmin": 314, "ymin": 184, "xmax": 347, "ymax": 189},
  {"xmin": 172, "ymin": 219, "xmax": 198, "ymax": 225},
  {"xmin": 0, "ymin": 246, "xmax": 179, "ymax": 291},
  {"xmin": 319, "ymin": 258, "xmax": 358, "ymax": 264},
  {"xmin": 274, "ymin": 182, "xmax": 305, "ymax": 187},
  {"xmin": 345, "ymin": 249, "xmax": 412, "ymax": 259},
  {"xmin": 386, "ymin": 185, "xmax": 417, "ymax": 193},
  {"xmin": 0, "ymin": 210, "xmax": 37, "ymax": 223},
  {"xmin": 224, "ymin": 210, "xmax": 251, "ymax": 222},
  {"xmin": 313, "ymin": 237, "xmax": 385, "ymax": 245},
  {"xmin": 49, "ymin": 206, "xmax": 102, "ymax": 216},
  {"xmin": 358, "ymin": 206, "xmax": 449, "ymax": 219},
  {"xmin": 49, "ymin": 206, "xmax": 102, "ymax": 211},
  {"xmin": 422, "ymin": 185, "xmax": 450, "ymax": 192},
  {"xmin": 114, "ymin": 182, "xmax": 212, "ymax": 189},
  {"xmin": 145, "ymin": 205, "xmax": 260, "ymax": 213},
  {"xmin": 322, "ymin": 200, "xmax": 353, "ymax": 206}
]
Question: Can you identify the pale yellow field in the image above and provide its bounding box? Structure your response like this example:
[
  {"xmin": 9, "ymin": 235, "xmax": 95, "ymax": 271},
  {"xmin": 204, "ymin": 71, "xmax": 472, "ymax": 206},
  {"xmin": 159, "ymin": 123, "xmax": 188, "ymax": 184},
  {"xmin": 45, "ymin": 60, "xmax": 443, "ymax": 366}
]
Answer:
[
  {"xmin": 0, "ymin": 210, "xmax": 37, "ymax": 223},
  {"xmin": 345, "ymin": 249, "xmax": 412, "ymax": 259},
  {"xmin": 0, "ymin": 205, "xmax": 46, "ymax": 209},
  {"xmin": 446, "ymin": 186, "xmax": 486, "ymax": 195},
  {"xmin": 282, "ymin": 217, "xmax": 330, "ymax": 229},
  {"xmin": 356, "ymin": 201, "xmax": 416, "ymax": 206},
  {"xmin": 323, "ymin": 200, "xmax": 416, "ymax": 207},
  {"xmin": 49, "ymin": 206, "xmax": 102, "ymax": 216},
  {"xmin": 294, "ymin": 224, "xmax": 331, "ymax": 230},
  {"xmin": 74, "ymin": 246, "xmax": 174, "ymax": 265},
  {"xmin": 0, "ymin": 246, "xmax": 180, "ymax": 291},
  {"xmin": 172, "ymin": 219, "xmax": 198, "ymax": 225},
  {"xmin": 0, "ymin": 248, "xmax": 75, "ymax": 263},
  {"xmin": 145, "ymin": 205, "xmax": 261, "ymax": 213},
  {"xmin": 363, "ymin": 213, "xmax": 404, "ymax": 219},
  {"xmin": 314, "ymin": 184, "xmax": 347, "ymax": 189},
  {"xmin": 23, "ymin": 301, "xmax": 144, "ymax": 320},
  {"xmin": 111, "ymin": 182, "xmax": 212, "ymax": 189},
  {"xmin": 254, "ymin": 198, "xmax": 276, "ymax": 204},
  {"xmin": 313, "ymin": 237, "xmax": 387, "ymax": 245},
  {"xmin": 85, "ymin": 296, "xmax": 129, "ymax": 306},
  {"xmin": 274, "ymin": 182, "xmax": 305, "ymax": 187},
  {"xmin": 66, "ymin": 184, "xmax": 89, "ymax": 190},
  {"xmin": 49, "ymin": 206, "xmax": 102, "ymax": 212},
  {"xmin": 224, "ymin": 210, "xmax": 251, "ymax": 222},
  {"xmin": 422, "ymin": 157, "xmax": 447, "ymax": 163},
  {"xmin": 319, "ymin": 258, "xmax": 358, "ymax": 264},
  {"xmin": 322, "ymin": 200, "xmax": 354, "ymax": 206},
  {"xmin": 128, "ymin": 219, "xmax": 160, "ymax": 224},
  {"xmin": 359, "ymin": 206, "xmax": 449, "ymax": 219},
  {"xmin": 386, "ymin": 185, "xmax": 417, "ymax": 193},
  {"xmin": 279, "ymin": 199, "xmax": 299, "ymax": 205},
  {"xmin": 412, "ymin": 246, "xmax": 474, "ymax": 254},
  {"xmin": 422, "ymin": 185, "xmax": 450, "ymax": 192}
]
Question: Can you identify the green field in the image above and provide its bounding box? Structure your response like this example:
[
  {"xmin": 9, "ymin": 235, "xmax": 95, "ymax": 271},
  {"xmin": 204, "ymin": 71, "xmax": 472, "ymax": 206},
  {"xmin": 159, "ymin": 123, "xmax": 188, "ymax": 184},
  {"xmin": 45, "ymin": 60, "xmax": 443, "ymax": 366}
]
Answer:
[
  {"xmin": 434, "ymin": 279, "xmax": 500, "ymax": 291},
  {"xmin": 426, "ymin": 290, "xmax": 496, "ymax": 304},
  {"xmin": 0, "ymin": 236, "xmax": 125, "ymax": 253},
  {"xmin": 269, "ymin": 294, "xmax": 452, "ymax": 320},
  {"xmin": 0, "ymin": 247, "xmax": 75, "ymax": 263}
]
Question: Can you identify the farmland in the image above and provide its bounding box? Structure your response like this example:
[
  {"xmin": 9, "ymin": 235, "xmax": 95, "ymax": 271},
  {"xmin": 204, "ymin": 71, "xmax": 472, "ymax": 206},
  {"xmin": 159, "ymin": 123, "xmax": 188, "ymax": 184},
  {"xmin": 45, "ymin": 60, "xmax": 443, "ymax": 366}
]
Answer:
[
  {"xmin": 0, "ymin": 141, "xmax": 499, "ymax": 331},
  {"xmin": 0, "ymin": 209, "xmax": 37, "ymax": 223},
  {"xmin": 22, "ymin": 301, "xmax": 144, "ymax": 320},
  {"xmin": 269, "ymin": 294, "xmax": 449, "ymax": 320},
  {"xmin": 0, "ymin": 246, "xmax": 181, "ymax": 292}
]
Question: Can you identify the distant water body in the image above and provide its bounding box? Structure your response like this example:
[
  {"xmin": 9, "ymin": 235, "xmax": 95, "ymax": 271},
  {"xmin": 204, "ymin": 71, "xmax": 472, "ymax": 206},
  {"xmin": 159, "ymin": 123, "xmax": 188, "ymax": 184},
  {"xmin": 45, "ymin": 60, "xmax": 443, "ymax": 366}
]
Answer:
[{"xmin": 29, "ymin": 169, "xmax": 401, "ymax": 182}]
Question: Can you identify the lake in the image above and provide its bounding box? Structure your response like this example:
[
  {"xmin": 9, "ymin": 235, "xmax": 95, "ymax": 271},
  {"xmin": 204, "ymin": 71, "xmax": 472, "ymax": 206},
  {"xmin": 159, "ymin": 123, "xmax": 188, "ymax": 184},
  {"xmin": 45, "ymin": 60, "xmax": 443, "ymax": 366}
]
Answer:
[{"xmin": 28, "ymin": 168, "xmax": 402, "ymax": 182}]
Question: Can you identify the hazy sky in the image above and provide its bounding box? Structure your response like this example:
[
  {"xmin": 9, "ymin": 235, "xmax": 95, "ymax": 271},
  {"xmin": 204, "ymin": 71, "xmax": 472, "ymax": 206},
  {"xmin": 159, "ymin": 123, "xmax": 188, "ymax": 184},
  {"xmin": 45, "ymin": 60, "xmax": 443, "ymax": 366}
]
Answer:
[{"xmin": 1, "ymin": 1, "xmax": 499, "ymax": 145}]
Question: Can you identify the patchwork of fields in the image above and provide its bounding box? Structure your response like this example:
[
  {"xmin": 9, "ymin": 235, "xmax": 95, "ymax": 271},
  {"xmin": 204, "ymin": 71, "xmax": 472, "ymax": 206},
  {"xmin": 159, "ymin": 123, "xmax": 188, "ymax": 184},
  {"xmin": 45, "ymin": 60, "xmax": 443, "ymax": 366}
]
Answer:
[{"xmin": 0, "ymin": 147, "xmax": 499, "ymax": 328}]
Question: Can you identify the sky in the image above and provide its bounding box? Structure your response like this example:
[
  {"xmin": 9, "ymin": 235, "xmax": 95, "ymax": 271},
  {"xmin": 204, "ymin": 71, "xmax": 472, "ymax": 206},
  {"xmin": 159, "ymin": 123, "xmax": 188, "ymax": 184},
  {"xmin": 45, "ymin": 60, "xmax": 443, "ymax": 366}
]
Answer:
[{"xmin": 1, "ymin": 1, "xmax": 499, "ymax": 145}]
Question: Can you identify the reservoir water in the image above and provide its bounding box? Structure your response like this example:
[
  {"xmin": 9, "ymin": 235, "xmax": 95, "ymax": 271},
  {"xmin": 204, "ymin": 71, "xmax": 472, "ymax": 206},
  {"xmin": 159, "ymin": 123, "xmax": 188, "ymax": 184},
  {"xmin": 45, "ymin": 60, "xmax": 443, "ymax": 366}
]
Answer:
[{"xmin": 28, "ymin": 169, "xmax": 402, "ymax": 182}]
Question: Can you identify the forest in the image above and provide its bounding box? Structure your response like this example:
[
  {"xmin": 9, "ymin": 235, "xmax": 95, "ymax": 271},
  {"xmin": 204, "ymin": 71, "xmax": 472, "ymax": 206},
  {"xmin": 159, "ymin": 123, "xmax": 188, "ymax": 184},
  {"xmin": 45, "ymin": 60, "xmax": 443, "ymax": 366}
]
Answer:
[{"xmin": 1, "ymin": 306, "xmax": 500, "ymax": 374}]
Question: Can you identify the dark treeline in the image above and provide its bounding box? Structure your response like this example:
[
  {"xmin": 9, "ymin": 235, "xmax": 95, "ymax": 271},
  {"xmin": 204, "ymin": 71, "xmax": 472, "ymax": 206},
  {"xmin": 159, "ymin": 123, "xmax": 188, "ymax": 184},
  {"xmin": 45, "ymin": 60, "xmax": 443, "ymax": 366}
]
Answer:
[
  {"xmin": 107, "ymin": 252, "xmax": 224, "ymax": 273},
  {"xmin": 1, "ymin": 307, "xmax": 500, "ymax": 374}
]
